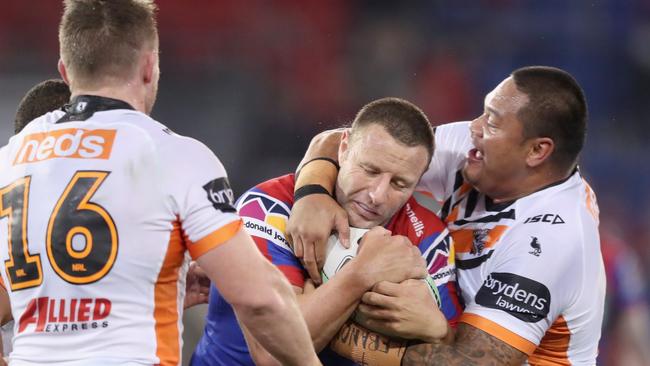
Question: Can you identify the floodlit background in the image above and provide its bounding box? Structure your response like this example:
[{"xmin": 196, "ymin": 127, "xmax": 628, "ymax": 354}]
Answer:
[{"xmin": 0, "ymin": 1, "xmax": 648, "ymax": 365}]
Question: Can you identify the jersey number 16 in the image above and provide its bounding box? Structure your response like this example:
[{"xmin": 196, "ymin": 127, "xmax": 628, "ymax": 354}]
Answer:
[{"xmin": 0, "ymin": 171, "xmax": 118, "ymax": 291}]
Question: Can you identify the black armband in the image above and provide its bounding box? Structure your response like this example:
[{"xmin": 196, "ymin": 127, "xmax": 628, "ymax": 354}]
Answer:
[{"xmin": 294, "ymin": 184, "xmax": 331, "ymax": 203}]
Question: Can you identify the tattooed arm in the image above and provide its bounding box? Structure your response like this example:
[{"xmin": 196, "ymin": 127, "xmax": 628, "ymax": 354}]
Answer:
[{"xmin": 401, "ymin": 323, "xmax": 527, "ymax": 366}]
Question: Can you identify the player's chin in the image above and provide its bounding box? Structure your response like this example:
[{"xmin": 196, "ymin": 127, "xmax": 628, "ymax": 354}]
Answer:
[
  {"xmin": 462, "ymin": 163, "xmax": 481, "ymax": 185},
  {"xmin": 347, "ymin": 212, "xmax": 380, "ymax": 230}
]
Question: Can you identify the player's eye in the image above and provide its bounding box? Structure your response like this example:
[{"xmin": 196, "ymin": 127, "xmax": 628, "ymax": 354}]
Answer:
[
  {"xmin": 362, "ymin": 165, "xmax": 379, "ymax": 175},
  {"xmin": 392, "ymin": 180, "xmax": 408, "ymax": 189}
]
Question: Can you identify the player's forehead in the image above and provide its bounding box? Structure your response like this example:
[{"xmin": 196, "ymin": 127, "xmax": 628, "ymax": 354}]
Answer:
[
  {"xmin": 484, "ymin": 77, "xmax": 529, "ymax": 117},
  {"xmin": 350, "ymin": 125, "xmax": 427, "ymax": 181}
]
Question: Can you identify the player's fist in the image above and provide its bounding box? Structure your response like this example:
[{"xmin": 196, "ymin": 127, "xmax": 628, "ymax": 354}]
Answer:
[{"xmin": 354, "ymin": 227, "xmax": 426, "ymax": 287}]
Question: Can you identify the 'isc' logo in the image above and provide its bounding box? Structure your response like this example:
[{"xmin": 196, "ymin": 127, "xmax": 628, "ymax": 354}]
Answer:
[
  {"xmin": 524, "ymin": 214, "xmax": 565, "ymax": 225},
  {"xmin": 13, "ymin": 128, "xmax": 116, "ymax": 165}
]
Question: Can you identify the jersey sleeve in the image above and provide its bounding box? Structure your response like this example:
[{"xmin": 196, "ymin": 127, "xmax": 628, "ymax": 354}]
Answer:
[
  {"xmin": 423, "ymin": 229, "xmax": 462, "ymax": 327},
  {"xmin": 418, "ymin": 121, "xmax": 473, "ymax": 202},
  {"xmin": 235, "ymin": 187, "xmax": 306, "ymax": 288},
  {"xmin": 162, "ymin": 136, "xmax": 242, "ymax": 259},
  {"xmin": 459, "ymin": 225, "xmax": 581, "ymax": 355}
]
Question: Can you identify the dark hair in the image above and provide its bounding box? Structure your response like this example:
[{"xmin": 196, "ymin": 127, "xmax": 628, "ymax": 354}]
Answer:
[
  {"xmin": 59, "ymin": 0, "xmax": 158, "ymax": 86},
  {"xmin": 511, "ymin": 66, "xmax": 587, "ymax": 172},
  {"xmin": 14, "ymin": 79, "xmax": 71, "ymax": 134},
  {"xmin": 350, "ymin": 97, "xmax": 434, "ymax": 164}
]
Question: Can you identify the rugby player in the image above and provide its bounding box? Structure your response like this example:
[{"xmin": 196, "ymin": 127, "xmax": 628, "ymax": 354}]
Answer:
[
  {"xmin": 0, "ymin": 1, "xmax": 319, "ymax": 365},
  {"xmin": 0, "ymin": 78, "xmax": 70, "ymax": 363},
  {"xmin": 13, "ymin": 79, "xmax": 71, "ymax": 134},
  {"xmin": 288, "ymin": 66, "xmax": 605, "ymax": 365},
  {"xmin": 191, "ymin": 98, "xmax": 462, "ymax": 366}
]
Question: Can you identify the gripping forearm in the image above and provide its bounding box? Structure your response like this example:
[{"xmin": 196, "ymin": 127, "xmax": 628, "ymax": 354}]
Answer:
[
  {"xmin": 198, "ymin": 230, "xmax": 319, "ymax": 366},
  {"xmin": 297, "ymin": 263, "xmax": 370, "ymax": 351},
  {"xmin": 295, "ymin": 129, "xmax": 344, "ymax": 194},
  {"xmin": 234, "ymin": 260, "xmax": 319, "ymax": 366},
  {"xmin": 401, "ymin": 323, "xmax": 527, "ymax": 366},
  {"xmin": 330, "ymin": 320, "xmax": 409, "ymax": 366}
]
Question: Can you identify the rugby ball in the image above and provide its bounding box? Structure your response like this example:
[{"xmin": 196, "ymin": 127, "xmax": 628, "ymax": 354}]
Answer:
[
  {"xmin": 320, "ymin": 227, "xmax": 442, "ymax": 308},
  {"xmin": 320, "ymin": 227, "xmax": 368, "ymax": 283}
]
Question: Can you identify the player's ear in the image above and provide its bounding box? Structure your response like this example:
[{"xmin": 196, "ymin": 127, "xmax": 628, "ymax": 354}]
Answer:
[
  {"xmin": 57, "ymin": 59, "xmax": 71, "ymax": 86},
  {"xmin": 338, "ymin": 129, "xmax": 351, "ymax": 163},
  {"xmin": 141, "ymin": 50, "xmax": 157, "ymax": 84},
  {"xmin": 526, "ymin": 137, "xmax": 554, "ymax": 168}
]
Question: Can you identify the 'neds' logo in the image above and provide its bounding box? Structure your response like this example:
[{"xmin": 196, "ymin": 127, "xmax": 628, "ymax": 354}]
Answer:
[
  {"xmin": 14, "ymin": 128, "xmax": 116, "ymax": 165},
  {"xmin": 476, "ymin": 272, "xmax": 550, "ymax": 323},
  {"xmin": 203, "ymin": 177, "xmax": 236, "ymax": 213}
]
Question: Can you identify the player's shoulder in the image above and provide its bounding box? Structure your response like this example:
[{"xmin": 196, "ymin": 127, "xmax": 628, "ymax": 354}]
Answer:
[
  {"xmin": 139, "ymin": 121, "xmax": 226, "ymax": 173},
  {"xmin": 433, "ymin": 121, "xmax": 472, "ymax": 149},
  {"xmin": 419, "ymin": 121, "xmax": 472, "ymax": 197},
  {"xmin": 434, "ymin": 120, "xmax": 471, "ymax": 136},
  {"xmin": 498, "ymin": 187, "xmax": 592, "ymax": 265},
  {"xmin": 513, "ymin": 172, "xmax": 595, "ymax": 241},
  {"xmin": 110, "ymin": 112, "xmax": 183, "ymax": 144},
  {"xmin": 389, "ymin": 191, "xmax": 446, "ymax": 245},
  {"xmin": 256, "ymin": 174, "xmax": 295, "ymax": 202},
  {"xmin": 402, "ymin": 191, "xmax": 446, "ymax": 231},
  {"xmin": 236, "ymin": 174, "xmax": 295, "ymax": 216},
  {"xmin": 235, "ymin": 175, "xmax": 294, "ymax": 249}
]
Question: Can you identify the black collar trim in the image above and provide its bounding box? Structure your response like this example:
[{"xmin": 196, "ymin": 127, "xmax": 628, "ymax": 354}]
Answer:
[{"xmin": 56, "ymin": 95, "xmax": 135, "ymax": 123}]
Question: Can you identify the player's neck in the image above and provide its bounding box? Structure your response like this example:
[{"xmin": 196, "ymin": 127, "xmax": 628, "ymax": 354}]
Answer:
[
  {"xmin": 70, "ymin": 84, "xmax": 147, "ymax": 114},
  {"xmin": 491, "ymin": 168, "xmax": 572, "ymax": 203}
]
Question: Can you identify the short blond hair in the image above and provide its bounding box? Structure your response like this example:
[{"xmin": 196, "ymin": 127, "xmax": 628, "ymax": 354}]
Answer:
[
  {"xmin": 350, "ymin": 97, "xmax": 434, "ymax": 163},
  {"xmin": 59, "ymin": 0, "xmax": 158, "ymax": 86}
]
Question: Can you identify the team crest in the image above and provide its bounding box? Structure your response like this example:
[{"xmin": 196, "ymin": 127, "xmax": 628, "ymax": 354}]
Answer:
[{"xmin": 471, "ymin": 229, "xmax": 489, "ymax": 254}]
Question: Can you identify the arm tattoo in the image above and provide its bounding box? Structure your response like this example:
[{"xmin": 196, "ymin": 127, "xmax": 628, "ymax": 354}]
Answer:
[{"xmin": 401, "ymin": 323, "xmax": 527, "ymax": 366}]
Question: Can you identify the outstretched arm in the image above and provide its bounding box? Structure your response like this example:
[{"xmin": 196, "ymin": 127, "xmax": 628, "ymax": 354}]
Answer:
[
  {"xmin": 402, "ymin": 323, "xmax": 527, "ymax": 366},
  {"xmin": 197, "ymin": 228, "xmax": 321, "ymax": 366}
]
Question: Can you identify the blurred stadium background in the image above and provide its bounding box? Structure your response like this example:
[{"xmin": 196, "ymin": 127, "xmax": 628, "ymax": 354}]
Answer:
[{"xmin": 0, "ymin": 1, "xmax": 648, "ymax": 365}]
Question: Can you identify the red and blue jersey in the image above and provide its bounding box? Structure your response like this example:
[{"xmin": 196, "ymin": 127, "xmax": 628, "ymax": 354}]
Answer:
[{"xmin": 191, "ymin": 174, "xmax": 462, "ymax": 366}]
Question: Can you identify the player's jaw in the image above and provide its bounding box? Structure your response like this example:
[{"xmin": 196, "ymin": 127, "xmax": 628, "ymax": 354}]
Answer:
[
  {"xmin": 341, "ymin": 198, "xmax": 389, "ymax": 229},
  {"xmin": 462, "ymin": 136, "xmax": 485, "ymax": 188}
]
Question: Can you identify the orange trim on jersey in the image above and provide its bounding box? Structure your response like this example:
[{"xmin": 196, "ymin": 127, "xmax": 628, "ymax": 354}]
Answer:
[
  {"xmin": 458, "ymin": 182, "xmax": 473, "ymax": 196},
  {"xmin": 446, "ymin": 205, "xmax": 460, "ymax": 223},
  {"xmin": 452, "ymin": 225, "xmax": 508, "ymax": 253},
  {"xmin": 153, "ymin": 221, "xmax": 186, "ymax": 365},
  {"xmin": 460, "ymin": 313, "xmax": 537, "ymax": 355},
  {"xmin": 528, "ymin": 316, "xmax": 571, "ymax": 365},
  {"xmin": 187, "ymin": 219, "xmax": 243, "ymax": 259},
  {"xmin": 0, "ymin": 276, "xmax": 5, "ymax": 290}
]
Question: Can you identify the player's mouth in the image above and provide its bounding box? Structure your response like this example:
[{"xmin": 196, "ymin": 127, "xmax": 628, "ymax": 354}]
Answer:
[
  {"xmin": 353, "ymin": 201, "xmax": 380, "ymax": 221},
  {"xmin": 467, "ymin": 148, "xmax": 484, "ymax": 163}
]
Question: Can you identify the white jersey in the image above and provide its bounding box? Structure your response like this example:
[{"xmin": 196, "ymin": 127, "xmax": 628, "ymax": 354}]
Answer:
[
  {"xmin": 418, "ymin": 122, "xmax": 605, "ymax": 365},
  {"xmin": 0, "ymin": 96, "xmax": 241, "ymax": 365}
]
